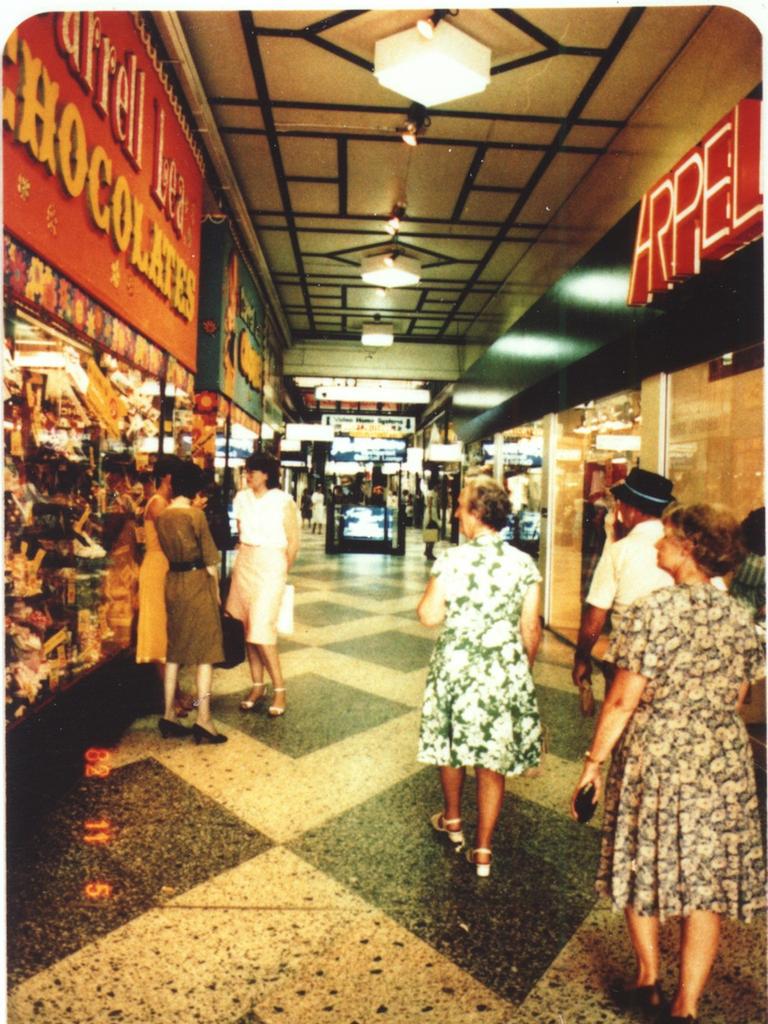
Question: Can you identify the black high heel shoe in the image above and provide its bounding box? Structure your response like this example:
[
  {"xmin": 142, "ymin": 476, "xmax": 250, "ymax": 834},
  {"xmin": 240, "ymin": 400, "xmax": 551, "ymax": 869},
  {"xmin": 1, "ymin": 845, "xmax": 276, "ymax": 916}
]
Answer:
[
  {"xmin": 609, "ymin": 980, "xmax": 667, "ymax": 1015},
  {"xmin": 158, "ymin": 717, "xmax": 193, "ymax": 739},
  {"xmin": 192, "ymin": 723, "xmax": 228, "ymax": 745}
]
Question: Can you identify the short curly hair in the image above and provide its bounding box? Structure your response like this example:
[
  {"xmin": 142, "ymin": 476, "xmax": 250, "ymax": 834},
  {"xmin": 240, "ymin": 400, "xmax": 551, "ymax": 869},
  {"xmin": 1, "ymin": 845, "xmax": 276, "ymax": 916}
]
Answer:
[
  {"xmin": 662, "ymin": 503, "xmax": 746, "ymax": 577},
  {"xmin": 463, "ymin": 476, "xmax": 511, "ymax": 531}
]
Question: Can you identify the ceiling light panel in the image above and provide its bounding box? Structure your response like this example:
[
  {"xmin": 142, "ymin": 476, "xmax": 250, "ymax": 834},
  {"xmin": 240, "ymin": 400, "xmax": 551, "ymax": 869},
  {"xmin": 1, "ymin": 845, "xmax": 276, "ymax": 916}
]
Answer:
[{"xmin": 374, "ymin": 21, "xmax": 491, "ymax": 107}]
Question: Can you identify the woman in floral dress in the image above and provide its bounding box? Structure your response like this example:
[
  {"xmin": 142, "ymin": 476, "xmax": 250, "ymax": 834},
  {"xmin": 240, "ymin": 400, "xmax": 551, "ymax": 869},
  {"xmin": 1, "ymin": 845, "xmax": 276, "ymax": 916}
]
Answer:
[
  {"xmin": 417, "ymin": 476, "xmax": 542, "ymax": 877},
  {"xmin": 572, "ymin": 503, "xmax": 765, "ymax": 1024}
]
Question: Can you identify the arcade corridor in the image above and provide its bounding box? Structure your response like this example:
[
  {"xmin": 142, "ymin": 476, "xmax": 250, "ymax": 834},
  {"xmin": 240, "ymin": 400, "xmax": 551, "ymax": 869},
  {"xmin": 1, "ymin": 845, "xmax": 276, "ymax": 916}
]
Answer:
[{"xmin": 6, "ymin": 531, "xmax": 766, "ymax": 1024}]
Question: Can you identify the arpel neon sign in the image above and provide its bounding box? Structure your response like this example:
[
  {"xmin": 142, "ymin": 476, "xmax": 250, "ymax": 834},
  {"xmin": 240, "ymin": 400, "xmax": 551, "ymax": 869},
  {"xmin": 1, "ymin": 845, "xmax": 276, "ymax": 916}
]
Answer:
[{"xmin": 627, "ymin": 99, "xmax": 762, "ymax": 306}]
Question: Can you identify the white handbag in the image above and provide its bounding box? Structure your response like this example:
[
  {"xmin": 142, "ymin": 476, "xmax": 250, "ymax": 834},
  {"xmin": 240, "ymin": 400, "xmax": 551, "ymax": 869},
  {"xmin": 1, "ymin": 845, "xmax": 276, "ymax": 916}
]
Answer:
[{"xmin": 277, "ymin": 583, "xmax": 294, "ymax": 636}]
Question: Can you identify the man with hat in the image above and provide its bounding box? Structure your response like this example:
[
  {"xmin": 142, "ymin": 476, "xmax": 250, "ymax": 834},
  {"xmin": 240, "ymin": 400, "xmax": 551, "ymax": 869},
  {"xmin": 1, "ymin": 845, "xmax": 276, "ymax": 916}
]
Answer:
[{"xmin": 572, "ymin": 467, "xmax": 676, "ymax": 708}]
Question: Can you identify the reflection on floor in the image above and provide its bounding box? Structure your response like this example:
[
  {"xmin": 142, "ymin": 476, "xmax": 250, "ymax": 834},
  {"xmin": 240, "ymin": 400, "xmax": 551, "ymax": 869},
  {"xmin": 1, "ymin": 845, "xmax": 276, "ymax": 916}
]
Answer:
[{"xmin": 7, "ymin": 529, "xmax": 766, "ymax": 1023}]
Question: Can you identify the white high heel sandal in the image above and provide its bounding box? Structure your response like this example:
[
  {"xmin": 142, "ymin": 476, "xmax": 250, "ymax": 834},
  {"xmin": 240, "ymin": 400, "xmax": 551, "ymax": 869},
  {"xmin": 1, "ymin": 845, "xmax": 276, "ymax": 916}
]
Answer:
[
  {"xmin": 239, "ymin": 684, "xmax": 267, "ymax": 711},
  {"xmin": 430, "ymin": 812, "xmax": 465, "ymax": 849},
  {"xmin": 268, "ymin": 688, "xmax": 286, "ymax": 717},
  {"xmin": 465, "ymin": 847, "xmax": 493, "ymax": 877}
]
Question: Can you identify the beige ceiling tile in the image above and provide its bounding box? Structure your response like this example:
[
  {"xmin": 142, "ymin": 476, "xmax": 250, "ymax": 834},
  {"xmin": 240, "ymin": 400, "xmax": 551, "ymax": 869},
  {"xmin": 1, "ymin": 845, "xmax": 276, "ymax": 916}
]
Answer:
[
  {"xmin": 226, "ymin": 135, "xmax": 282, "ymax": 209},
  {"xmin": 346, "ymin": 141, "xmax": 417, "ymax": 218},
  {"xmin": 313, "ymin": 295, "xmax": 343, "ymax": 309},
  {"xmin": 251, "ymin": 10, "xmax": 346, "ymax": 31},
  {"xmin": 421, "ymin": 263, "xmax": 476, "ymax": 282},
  {"xmin": 277, "ymin": 285, "xmax": 305, "ymax": 307},
  {"xmin": 475, "ymin": 147, "xmax": 543, "ymax": 189},
  {"xmin": 485, "ymin": 121, "xmax": 558, "ymax": 147},
  {"xmin": 477, "ymin": 241, "xmax": 532, "ymax": 282},
  {"xmin": 458, "ymin": 292, "xmax": 493, "ymax": 314},
  {"xmin": 215, "ymin": 105, "xmax": 264, "ymax": 132},
  {"xmin": 581, "ymin": 7, "xmax": 709, "ymax": 121},
  {"xmin": 564, "ymin": 124, "xmax": 618, "ymax": 150},
  {"xmin": 458, "ymin": 53, "xmax": 600, "ymax": 120},
  {"xmin": 460, "ymin": 191, "xmax": 515, "ymax": 224},
  {"xmin": 528, "ymin": 7, "xmax": 629, "ymax": 48},
  {"xmin": 289, "ymin": 314, "xmax": 311, "ymax": 331},
  {"xmin": 259, "ymin": 235, "xmax": 298, "ymax": 275},
  {"xmin": 519, "ymin": 152, "xmax": 599, "ymax": 222},
  {"xmin": 401, "ymin": 146, "xmax": 477, "ymax": 220},
  {"xmin": 351, "ymin": 286, "xmax": 421, "ymax": 312},
  {"xmin": 259, "ymin": 36, "xmax": 383, "ymax": 107},
  {"xmin": 279, "ymin": 136, "xmax": 338, "ymax": 177},
  {"xmin": 299, "ymin": 230, "xmax": 382, "ymax": 254},
  {"xmin": 287, "ymin": 181, "xmax": 339, "ymax": 214},
  {"xmin": 273, "ymin": 106, "xmax": 398, "ymax": 136},
  {"xmin": 180, "ymin": 11, "xmax": 256, "ymax": 99}
]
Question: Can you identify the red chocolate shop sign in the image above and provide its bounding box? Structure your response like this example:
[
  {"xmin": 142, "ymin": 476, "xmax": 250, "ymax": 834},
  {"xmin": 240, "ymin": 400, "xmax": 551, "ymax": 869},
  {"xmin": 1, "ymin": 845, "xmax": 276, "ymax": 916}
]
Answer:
[
  {"xmin": 3, "ymin": 13, "xmax": 204, "ymax": 369},
  {"xmin": 627, "ymin": 98, "xmax": 762, "ymax": 306}
]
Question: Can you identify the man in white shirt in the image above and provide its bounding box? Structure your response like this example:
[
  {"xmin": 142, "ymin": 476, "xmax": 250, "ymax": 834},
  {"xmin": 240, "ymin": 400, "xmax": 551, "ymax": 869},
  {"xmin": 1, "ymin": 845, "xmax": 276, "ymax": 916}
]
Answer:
[{"xmin": 572, "ymin": 468, "xmax": 676, "ymax": 705}]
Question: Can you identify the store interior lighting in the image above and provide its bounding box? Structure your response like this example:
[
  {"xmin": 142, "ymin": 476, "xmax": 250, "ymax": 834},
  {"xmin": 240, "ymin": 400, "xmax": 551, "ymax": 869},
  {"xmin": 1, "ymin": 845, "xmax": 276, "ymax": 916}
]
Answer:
[
  {"xmin": 361, "ymin": 320, "xmax": 395, "ymax": 347},
  {"xmin": 315, "ymin": 384, "xmax": 431, "ymax": 404},
  {"xmin": 399, "ymin": 103, "xmax": 431, "ymax": 146},
  {"xmin": 416, "ymin": 9, "xmax": 450, "ymax": 39},
  {"xmin": 374, "ymin": 17, "xmax": 491, "ymax": 107},
  {"xmin": 385, "ymin": 203, "xmax": 406, "ymax": 235},
  {"xmin": 361, "ymin": 251, "xmax": 421, "ymax": 288}
]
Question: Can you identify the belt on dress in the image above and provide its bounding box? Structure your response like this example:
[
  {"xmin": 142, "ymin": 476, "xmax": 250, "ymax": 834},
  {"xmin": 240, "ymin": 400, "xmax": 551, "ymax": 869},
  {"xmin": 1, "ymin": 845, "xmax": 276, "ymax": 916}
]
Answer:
[{"xmin": 168, "ymin": 559, "xmax": 206, "ymax": 572}]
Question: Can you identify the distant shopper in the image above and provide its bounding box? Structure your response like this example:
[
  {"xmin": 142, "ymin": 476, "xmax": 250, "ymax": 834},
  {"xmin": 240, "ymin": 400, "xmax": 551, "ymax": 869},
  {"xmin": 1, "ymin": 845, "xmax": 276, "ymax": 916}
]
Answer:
[
  {"xmin": 300, "ymin": 488, "xmax": 312, "ymax": 530},
  {"xmin": 417, "ymin": 476, "xmax": 542, "ymax": 877},
  {"xmin": 227, "ymin": 452, "xmax": 299, "ymax": 717},
  {"xmin": 571, "ymin": 503, "xmax": 764, "ymax": 1023},
  {"xmin": 572, "ymin": 468, "xmax": 676, "ymax": 712},
  {"xmin": 155, "ymin": 459, "xmax": 226, "ymax": 745},
  {"xmin": 730, "ymin": 506, "xmax": 765, "ymax": 619},
  {"xmin": 310, "ymin": 485, "xmax": 325, "ymax": 535},
  {"xmin": 423, "ymin": 488, "xmax": 439, "ymax": 560}
]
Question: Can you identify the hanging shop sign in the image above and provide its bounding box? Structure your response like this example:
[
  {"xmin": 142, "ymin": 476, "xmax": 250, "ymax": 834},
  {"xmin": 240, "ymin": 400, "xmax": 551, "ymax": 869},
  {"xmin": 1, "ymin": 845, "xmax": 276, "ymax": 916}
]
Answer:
[
  {"xmin": 321, "ymin": 413, "xmax": 415, "ymax": 438},
  {"xmin": 197, "ymin": 219, "xmax": 264, "ymax": 421},
  {"xmin": 4, "ymin": 235, "xmax": 189, "ymax": 391},
  {"xmin": 628, "ymin": 99, "xmax": 762, "ymax": 306},
  {"xmin": 3, "ymin": 13, "xmax": 204, "ymax": 369}
]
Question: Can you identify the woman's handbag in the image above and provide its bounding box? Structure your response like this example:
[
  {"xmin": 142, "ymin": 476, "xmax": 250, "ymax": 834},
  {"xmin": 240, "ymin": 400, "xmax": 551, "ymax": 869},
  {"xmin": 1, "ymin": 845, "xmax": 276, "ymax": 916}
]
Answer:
[
  {"xmin": 422, "ymin": 519, "xmax": 439, "ymax": 543},
  {"xmin": 277, "ymin": 583, "xmax": 294, "ymax": 636},
  {"xmin": 219, "ymin": 612, "xmax": 245, "ymax": 668}
]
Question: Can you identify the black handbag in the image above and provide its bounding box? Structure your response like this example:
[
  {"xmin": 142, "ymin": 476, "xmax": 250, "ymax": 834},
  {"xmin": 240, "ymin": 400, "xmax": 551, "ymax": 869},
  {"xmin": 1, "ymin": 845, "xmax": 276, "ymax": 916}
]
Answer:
[
  {"xmin": 574, "ymin": 783, "xmax": 597, "ymax": 823},
  {"xmin": 219, "ymin": 612, "xmax": 245, "ymax": 669}
]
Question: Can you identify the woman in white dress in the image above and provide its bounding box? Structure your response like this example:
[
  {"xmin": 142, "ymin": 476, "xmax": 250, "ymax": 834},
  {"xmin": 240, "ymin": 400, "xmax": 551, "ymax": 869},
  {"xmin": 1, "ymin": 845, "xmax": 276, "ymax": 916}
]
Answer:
[
  {"xmin": 226, "ymin": 453, "xmax": 299, "ymax": 716},
  {"xmin": 310, "ymin": 485, "xmax": 325, "ymax": 534}
]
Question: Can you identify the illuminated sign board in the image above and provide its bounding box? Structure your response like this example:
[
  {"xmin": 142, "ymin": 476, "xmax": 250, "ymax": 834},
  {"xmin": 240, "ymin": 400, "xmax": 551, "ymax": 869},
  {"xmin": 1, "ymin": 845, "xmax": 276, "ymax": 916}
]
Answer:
[
  {"xmin": 628, "ymin": 99, "xmax": 762, "ymax": 306},
  {"xmin": 3, "ymin": 13, "xmax": 204, "ymax": 369},
  {"xmin": 330, "ymin": 436, "xmax": 406, "ymax": 463}
]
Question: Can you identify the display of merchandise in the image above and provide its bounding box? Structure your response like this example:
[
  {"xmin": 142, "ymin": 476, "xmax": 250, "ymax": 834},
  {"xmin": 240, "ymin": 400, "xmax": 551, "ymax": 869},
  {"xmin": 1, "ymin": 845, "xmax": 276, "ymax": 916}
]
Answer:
[{"xmin": 3, "ymin": 334, "xmax": 157, "ymax": 725}]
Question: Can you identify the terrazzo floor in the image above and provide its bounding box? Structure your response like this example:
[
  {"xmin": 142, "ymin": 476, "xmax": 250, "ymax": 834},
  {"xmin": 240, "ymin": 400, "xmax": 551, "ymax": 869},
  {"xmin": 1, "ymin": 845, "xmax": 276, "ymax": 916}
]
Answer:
[{"xmin": 6, "ymin": 529, "xmax": 767, "ymax": 1023}]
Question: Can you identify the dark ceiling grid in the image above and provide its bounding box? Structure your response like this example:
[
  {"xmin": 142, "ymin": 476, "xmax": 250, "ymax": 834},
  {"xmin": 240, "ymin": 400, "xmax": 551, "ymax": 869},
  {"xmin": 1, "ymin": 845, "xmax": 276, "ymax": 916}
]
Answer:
[
  {"xmin": 223, "ymin": 124, "xmax": 605, "ymax": 156},
  {"xmin": 238, "ymin": 11, "xmax": 316, "ymax": 333},
  {"xmin": 337, "ymin": 138, "xmax": 348, "ymax": 217},
  {"xmin": 215, "ymin": 96, "xmax": 624, "ymax": 133},
  {"xmin": 491, "ymin": 7, "xmax": 606, "ymax": 73},
  {"xmin": 452, "ymin": 143, "xmax": 490, "ymax": 223},
  {"xmin": 437, "ymin": 5, "xmax": 645, "ymax": 336}
]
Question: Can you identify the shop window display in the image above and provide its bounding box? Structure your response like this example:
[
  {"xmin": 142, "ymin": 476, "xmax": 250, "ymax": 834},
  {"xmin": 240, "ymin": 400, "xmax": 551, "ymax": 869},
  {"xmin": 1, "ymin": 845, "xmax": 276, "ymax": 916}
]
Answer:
[
  {"xmin": 4, "ymin": 325, "xmax": 163, "ymax": 724},
  {"xmin": 668, "ymin": 350, "xmax": 763, "ymax": 520},
  {"xmin": 549, "ymin": 392, "xmax": 641, "ymax": 641}
]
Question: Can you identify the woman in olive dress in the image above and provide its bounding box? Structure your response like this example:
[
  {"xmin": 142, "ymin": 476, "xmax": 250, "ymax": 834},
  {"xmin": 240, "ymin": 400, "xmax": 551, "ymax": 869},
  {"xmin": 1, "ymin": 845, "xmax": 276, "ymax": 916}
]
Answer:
[
  {"xmin": 155, "ymin": 460, "xmax": 226, "ymax": 745},
  {"xmin": 572, "ymin": 503, "xmax": 765, "ymax": 1024},
  {"xmin": 417, "ymin": 476, "xmax": 542, "ymax": 877}
]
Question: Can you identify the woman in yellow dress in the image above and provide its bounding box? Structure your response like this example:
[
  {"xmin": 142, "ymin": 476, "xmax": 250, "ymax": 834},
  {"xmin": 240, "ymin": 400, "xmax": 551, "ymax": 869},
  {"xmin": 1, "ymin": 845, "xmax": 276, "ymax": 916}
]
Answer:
[{"xmin": 136, "ymin": 457, "xmax": 176, "ymax": 665}]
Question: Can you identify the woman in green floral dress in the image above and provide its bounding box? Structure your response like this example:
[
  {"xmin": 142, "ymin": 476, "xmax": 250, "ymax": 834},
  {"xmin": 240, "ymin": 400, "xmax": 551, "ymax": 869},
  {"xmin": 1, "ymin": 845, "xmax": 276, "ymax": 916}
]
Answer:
[{"xmin": 417, "ymin": 476, "xmax": 542, "ymax": 877}]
